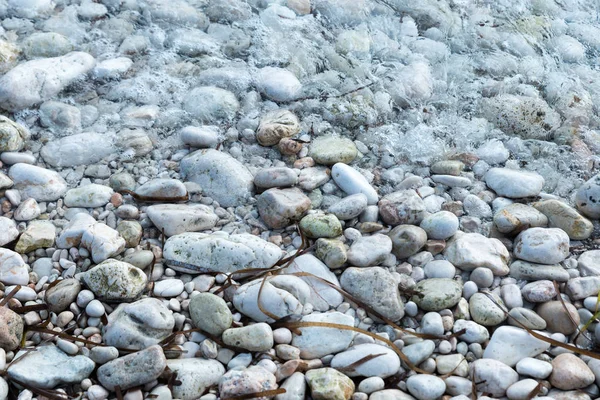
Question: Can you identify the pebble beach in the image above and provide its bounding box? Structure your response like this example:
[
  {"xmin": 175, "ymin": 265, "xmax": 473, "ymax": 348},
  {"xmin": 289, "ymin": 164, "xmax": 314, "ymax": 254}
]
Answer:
[{"xmin": 1, "ymin": 0, "xmax": 600, "ymax": 399}]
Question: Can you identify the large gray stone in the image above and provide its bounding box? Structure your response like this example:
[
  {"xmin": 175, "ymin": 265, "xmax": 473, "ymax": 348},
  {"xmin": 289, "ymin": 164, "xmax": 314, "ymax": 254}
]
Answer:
[
  {"xmin": 97, "ymin": 345, "xmax": 166, "ymax": 390},
  {"xmin": 9, "ymin": 163, "xmax": 67, "ymax": 201},
  {"xmin": 41, "ymin": 133, "xmax": 115, "ymax": 168}
]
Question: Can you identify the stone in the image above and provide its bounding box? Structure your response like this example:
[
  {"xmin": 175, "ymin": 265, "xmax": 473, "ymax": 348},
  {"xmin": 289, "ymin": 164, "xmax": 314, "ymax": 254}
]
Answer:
[
  {"xmin": 346, "ymin": 234, "xmax": 392, "ymax": 267},
  {"xmin": 388, "ymin": 225, "xmax": 427, "ymax": 259},
  {"xmin": 41, "ymin": 133, "xmax": 116, "ymax": 168},
  {"xmin": 470, "ymin": 359, "xmax": 518, "ymax": 397},
  {"xmin": 469, "ymin": 292, "xmax": 507, "ymax": 326},
  {"xmin": 298, "ymin": 167, "xmax": 330, "ymax": 191},
  {"xmin": 180, "ymin": 149, "xmax": 254, "ymax": 207},
  {"xmin": 444, "ymin": 232, "xmax": 510, "ymax": 276},
  {"xmin": 514, "ymin": 227, "xmax": 570, "ymax": 265},
  {"xmin": 135, "ymin": 179, "xmax": 188, "ymax": 200},
  {"xmin": 163, "ymin": 232, "xmax": 283, "ymax": 274},
  {"xmin": 330, "ymin": 344, "xmax": 401, "ymax": 378},
  {"xmin": 117, "ymin": 129, "xmax": 153, "ymax": 157},
  {"xmin": 533, "ymin": 199, "xmax": 593, "ymax": 240},
  {"xmin": 507, "ymin": 307, "xmax": 547, "ymax": 330},
  {"xmin": 22, "ymin": 32, "xmax": 73, "ymax": 58},
  {"xmin": 183, "ymin": 86, "xmax": 239, "ymax": 122},
  {"xmin": 146, "ymin": 204, "xmax": 218, "ymax": 237},
  {"xmin": 180, "ymin": 125, "xmax": 220, "ymax": 148},
  {"xmin": 15, "ymin": 221, "xmax": 55, "ymax": 253},
  {"xmin": 256, "ymin": 110, "xmax": 301, "ymax": 146},
  {"xmin": 536, "ymin": 301, "xmax": 580, "ymax": 335},
  {"xmin": 309, "ymin": 136, "xmax": 358, "ymax": 165},
  {"xmin": 222, "ymin": 323, "xmax": 273, "ymax": 352},
  {"xmin": 521, "ymin": 280, "xmax": 557, "ymax": 302},
  {"xmin": 412, "ymin": 278, "xmax": 463, "ymax": 311},
  {"xmin": 509, "ymin": 260, "xmax": 570, "ymax": 282},
  {"xmin": 292, "ymin": 312, "xmax": 355, "ymax": 358},
  {"xmin": 420, "ymin": 211, "xmax": 459, "ymax": 240},
  {"xmin": 550, "ymin": 353, "xmax": 595, "ymax": 390},
  {"xmin": 92, "ymin": 57, "xmax": 133, "ymax": 80},
  {"xmin": 81, "ymin": 223, "xmax": 126, "ymax": 263},
  {"xmin": 97, "ymin": 345, "xmax": 167, "ymax": 391},
  {"xmin": 257, "ymin": 188, "xmax": 311, "ymax": 229},
  {"xmin": 103, "ymin": 298, "xmax": 174, "ymax": 351},
  {"xmin": 282, "ymin": 254, "xmax": 344, "ymax": 311},
  {"xmin": 576, "ymin": 173, "xmax": 600, "ymax": 219},
  {"xmin": 483, "ymin": 326, "xmax": 550, "ymax": 367},
  {"xmin": 153, "ymin": 279, "xmax": 184, "ymax": 297},
  {"xmin": 0, "ymin": 52, "xmax": 95, "ymax": 111},
  {"xmin": 516, "ymin": 357, "xmax": 553, "ymax": 379},
  {"xmin": 166, "ymin": 359, "xmax": 225, "ymax": 400},
  {"xmin": 276, "ymin": 372, "xmax": 306, "ymax": 400},
  {"xmin": 78, "ymin": 259, "xmax": 147, "ymax": 301},
  {"xmin": 328, "ymin": 193, "xmax": 368, "ymax": 220},
  {"xmin": 8, "ymin": 345, "xmax": 94, "ymax": 389},
  {"xmin": 406, "ymin": 375, "xmax": 446, "ymax": 400},
  {"xmin": 254, "ymin": 167, "xmax": 298, "ymax": 188},
  {"xmin": 431, "ymin": 160, "xmax": 464, "ymax": 176},
  {"xmin": 0, "ymin": 116, "xmax": 27, "ymax": 152},
  {"xmin": 315, "ymin": 239, "xmax": 347, "ymax": 269},
  {"xmin": 14, "ymin": 198, "xmax": 40, "ymax": 221},
  {"xmin": 0, "ymin": 172, "xmax": 13, "ymax": 190},
  {"xmin": 505, "ymin": 379, "xmax": 541, "ymax": 400},
  {"xmin": 331, "ymin": 163, "xmax": 378, "ymax": 205},
  {"xmin": 299, "ymin": 213, "xmax": 342, "ymax": 238},
  {"xmin": 9, "ymin": 163, "xmax": 67, "ymax": 201},
  {"xmin": 493, "ymin": 203, "xmax": 548, "ymax": 234},
  {"xmin": 39, "ymin": 101, "xmax": 81, "ymax": 132},
  {"xmin": 340, "ymin": 267, "xmax": 404, "ymax": 321},
  {"xmin": 485, "ymin": 168, "xmax": 544, "ymax": 198},
  {"xmin": 56, "ymin": 213, "xmax": 97, "ymax": 249},
  {"xmin": 305, "ymin": 368, "xmax": 354, "ymax": 400},
  {"xmin": 45, "ymin": 278, "xmax": 81, "ymax": 313},
  {"xmin": 402, "ymin": 340, "xmax": 435, "ymax": 366},
  {"xmin": 436, "ymin": 354, "xmax": 468, "ymax": 376},
  {"xmin": 0, "ymin": 307, "xmax": 23, "ymax": 351},
  {"xmin": 232, "ymin": 277, "xmax": 306, "ymax": 322},
  {"xmin": 117, "ymin": 221, "xmax": 143, "ymax": 248},
  {"xmin": 566, "ymin": 276, "xmax": 600, "ymax": 300},
  {"xmin": 369, "ymin": 390, "xmax": 417, "ymax": 400},
  {"xmin": 0, "ymin": 217, "xmax": 18, "ymax": 246},
  {"xmin": 256, "ymin": 67, "xmax": 302, "ymax": 102},
  {"xmin": 379, "ymin": 190, "xmax": 426, "ymax": 226},
  {"xmin": 219, "ymin": 366, "xmax": 277, "ymax": 399},
  {"xmin": 64, "ymin": 184, "xmax": 114, "ymax": 208},
  {"xmin": 0, "ymin": 249, "xmax": 28, "ymax": 285},
  {"xmin": 189, "ymin": 292, "xmax": 232, "ymax": 336},
  {"xmin": 453, "ymin": 320, "xmax": 490, "ymax": 344}
]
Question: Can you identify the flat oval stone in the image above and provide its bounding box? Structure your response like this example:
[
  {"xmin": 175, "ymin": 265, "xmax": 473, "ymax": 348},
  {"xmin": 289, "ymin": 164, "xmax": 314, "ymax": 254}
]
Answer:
[
  {"xmin": 78, "ymin": 259, "xmax": 147, "ymax": 302},
  {"xmin": 328, "ymin": 193, "xmax": 368, "ymax": 220},
  {"xmin": 189, "ymin": 292, "xmax": 232, "ymax": 336},
  {"xmin": 64, "ymin": 184, "xmax": 114, "ymax": 208},
  {"xmin": 550, "ymin": 353, "xmax": 595, "ymax": 391},
  {"xmin": 135, "ymin": 179, "xmax": 188, "ymax": 199},
  {"xmin": 469, "ymin": 292, "xmax": 507, "ymax": 326},
  {"xmin": 533, "ymin": 199, "xmax": 593, "ymax": 240},
  {"xmin": 493, "ymin": 203, "xmax": 548, "ymax": 234},
  {"xmin": 483, "ymin": 326, "xmax": 550, "ymax": 367},
  {"xmin": 444, "ymin": 232, "xmax": 509, "ymax": 276},
  {"xmin": 509, "ymin": 260, "xmax": 570, "ymax": 282},
  {"xmin": 305, "ymin": 368, "xmax": 354, "ymax": 400},
  {"xmin": 166, "ymin": 358, "xmax": 225, "ymax": 400},
  {"xmin": 485, "ymin": 168, "xmax": 544, "ymax": 198},
  {"xmin": 146, "ymin": 204, "xmax": 218, "ymax": 237},
  {"xmin": 257, "ymin": 188, "xmax": 311, "ymax": 229},
  {"xmin": 412, "ymin": 278, "xmax": 463, "ymax": 311},
  {"xmin": 254, "ymin": 167, "xmax": 298, "ymax": 188},
  {"xmin": 420, "ymin": 210, "xmax": 459, "ymax": 240},
  {"xmin": 536, "ymin": 301, "xmax": 580, "ymax": 335},
  {"xmin": 470, "ymin": 359, "xmax": 518, "ymax": 397},
  {"xmin": 222, "ymin": 323, "xmax": 273, "ymax": 352},
  {"xmin": 0, "ymin": 248, "xmax": 28, "ymax": 285},
  {"xmin": 378, "ymin": 190, "xmax": 426, "ymax": 226},
  {"xmin": 299, "ymin": 213, "xmax": 342, "ymax": 238},
  {"xmin": 292, "ymin": 312, "xmax": 355, "ymax": 359},
  {"xmin": 346, "ymin": 234, "xmax": 392, "ymax": 267},
  {"xmin": 41, "ymin": 133, "xmax": 115, "ymax": 168},
  {"xmin": 388, "ymin": 225, "xmax": 427, "ymax": 259},
  {"xmin": 97, "ymin": 345, "xmax": 167, "ymax": 391},
  {"xmin": 309, "ymin": 135, "xmax": 358, "ymax": 165},
  {"xmin": 507, "ymin": 307, "xmax": 547, "ymax": 330},
  {"xmin": 406, "ymin": 374, "xmax": 446, "ymax": 400},
  {"xmin": 180, "ymin": 125, "xmax": 221, "ymax": 148},
  {"xmin": 9, "ymin": 163, "xmax": 67, "ymax": 201},
  {"xmin": 331, "ymin": 344, "xmax": 401, "ymax": 378}
]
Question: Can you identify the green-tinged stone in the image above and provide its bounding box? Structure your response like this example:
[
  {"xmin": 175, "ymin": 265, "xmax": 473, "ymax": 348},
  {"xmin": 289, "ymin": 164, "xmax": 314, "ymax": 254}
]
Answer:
[
  {"xmin": 299, "ymin": 213, "xmax": 343, "ymax": 239},
  {"xmin": 412, "ymin": 278, "xmax": 463, "ymax": 312}
]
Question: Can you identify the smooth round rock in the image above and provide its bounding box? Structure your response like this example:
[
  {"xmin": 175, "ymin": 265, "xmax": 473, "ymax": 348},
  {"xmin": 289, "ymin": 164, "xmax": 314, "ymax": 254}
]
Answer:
[
  {"xmin": 406, "ymin": 375, "xmax": 446, "ymax": 400},
  {"xmin": 189, "ymin": 293, "xmax": 233, "ymax": 336},
  {"xmin": 309, "ymin": 135, "xmax": 358, "ymax": 165},
  {"xmin": 412, "ymin": 278, "xmax": 463, "ymax": 311},
  {"xmin": 469, "ymin": 292, "xmax": 507, "ymax": 326},
  {"xmin": 536, "ymin": 301, "xmax": 580, "ymax": 335},
  {"xmin": 513, "ymin": 228, "xmax": 570, "ymax": 265},
  {"xmin": 485, "ymin": 168, "xmax": 544, "ymax": 198},
  {"xmin": 299, "ymin": 213, "xmax": 343, "ymax": 238},
  {"xmin": 420, "ymin": 211, "xmax": 459, "ymax": 240},
  {"xmin": 388, "ymin": 225, "xmax": 427, "ymax": 259},
  {"xmin": 550, "ymin": 353, "xmax": 595, "ymax": 390}
]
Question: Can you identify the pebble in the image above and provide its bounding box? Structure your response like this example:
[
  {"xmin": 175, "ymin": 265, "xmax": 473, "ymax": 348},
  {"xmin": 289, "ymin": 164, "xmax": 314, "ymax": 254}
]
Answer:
[
  {"xmin": 484, "ymin": 168, "xmax": 544, "ymax": 198},
  {"xmin": 424, "ymin": 259, "xmax": 456, "ymax": 279},
  {"xmin": 521, "ymin": 280, "xmax": 557, "ymax": 302},
  {"xmin": 166, "ymin": 359, "xmax": 225, "ymax": 400},
  {"xmin": 45, "ymin": 278, "xmax": 81, "ymax": 313},
  {"xmin": 310, "ymin": 136, "xmax": 358, "ymax": 165},
  {"xmin": 483, "ymin": 326, "xmax": 551, "ymax": 366},
  {"xmin": 550, "ymin": 353, "xmax": 595, "ymax": 390},
  {"xmin": 257, "ymin": 188, "xmax": 311, "ymax": 229},
  {"xmin": 493, "ymin": 203, "xmax": 548, "ymax": 234},
  {"xmin": 9, "ymin": 163, "xmax": 67, "ymax": 201},
  {"xmin": 406, "ymin": 375, "xmax": 446, "ymax": 400},
  {"xmin": 256, "ymin": 110, "xmax": 300, "ymax": 146},
  {"xmin": 507, "ymin": 307, "xmax": 547, "ymax": 330},
  {"xmin": 575, "ymin": 173, "xmax": 600, "ymax": 218},
  {"xmin": 444, "ymin": 232, "xmax": 509, "ymax": 276},
  {"xmin": 97, "ymin": 345, "xmax": 167, "ymax": 391},
  {"xmin": 566, "ymin": 276, "xmax": 600, "ymax": 300},
  {"xmin": 506, "ymin": 379, "xmax": 541, "ymax": 400},
  {"xmin": 153, "ymin": 279, "xmax": 185, "ymax": 297},
  {"xmin": 103, "ymin": 298, "xmax": 174, "ymax": 350},
  {"xmin": 189, "ymin": 292, "xmax": 233, "ymax": 336},
  {"xmin": 453, "ymin": 320, "xmax": 490, "ymax": 344},
  {"xmin": 292, "ymin": 312, "xmax": 355, "ymax": 359},
  {"xmin": 412, "ymin": 278, "xmax": 463, "ymax": 311},
  {"xmin": 254, "ymin": 167, "xmax": 298, "ymax": 188},
  {"xmin": 89, "ymin": 347, "xmax": 119, "ymax": 365},
  {"xmin": 331, "ymin": 163, "xmax": 378, "ymax": 205},
  {"xmin": 340, "ymin": 267, "xmax": 404, "ymax": 321},
  {"xmin": 346, "ymin": 234, "xmax": 392, "ymax": 267},
  {"xmin": 305, "ymin": 368, "xmax": 355, "ymax": 400},
  {"xmin": 0, "ymin": 216, "xmax": 18, "ymax": 246},
  {"xmin": 78, "ymin": 259, "xmax": 147, "ymax": 301},
  {"xmin": 315, "ymin": 238, "xmax": 348, "ymax": 269},
  {"xmin": 136, "ymin": 179, "xmax": 188, "ymax": 200},
  {"xmin": 509, "ymin": 260, "xmax": 570, "ymax": 282},
  {"xmin": 420, "ymin": 211, "xmax": 459, "ymax": 240},
  {"xmin": 389, "ymin": 226, "xmax": 428, "ymax": 260},
  {"xmin": 402, "ymin": 340, "xmax": 435, "ymax": 366},
  {"xmin": 183, "ymin": 86, "xmax": 239, "ymax": 123},
  {"xmin": 180, "ymin": 149, "xmax": 253, "ymax": 207},
  {"xmin": 222, "ymin": 323, "xmax": 274, "ymax": 352},
  {"xmin": 0, "ymin": 248, "xmax": 28, "ymax": 285},
  {"xmin": 13, "ymin": 198, "xmax": 40, "ymax": 221},
  {"xmin": 470, "ymin": 359, "xmax": 519, "ymax": 397},
  {"xmin": 536, "ymin": 301, "xmax": 580, "ymax": 335},
  {"xmin": 0, "ymin": 307, "xmax": 24, "ymax": 351},
  {"xmin": 328, "ymin": 193, "xmax": 368, "ymax": 220},
  {"xmin": 0, "ymin": 116, "xmax": 27, "ymax": 152},
  {"xmin": 331, "ymin": 343, "xmax": 401, "ymax": 378},
  {"xmin": 232, "ymin": 277, "xmax": 304, "ymax": 322},
  {"xmin": 516, "ymin": 357, "xmax": 553, "ymax": 379},
  {"xmin": 533, "ymin": 199, "xmax": 593, "ymax": 240},
  {"xmin": 379, "ymin": 190, "xmax": 426, "ymax": 225},
  {"xmin": 81, "ymin": 223, "xmax": 126, "ymax": 263},
  {"xmin": 219, "ymin": 366, "xmax": 277, "ymax": 399},
  {"xmin": 513, "ymin": 227, "xmax": 570, "ymax": 265},
  {"xmin": 41, "ymin": 133, "xmax": 115, "ymax": 168},
  {"xmin": 469, "ymin": 292, "xmax": 507, "ymax": 326},
  {"xmin": 15, "ymin": 221, "xmax": 55, "ymax": 253},
  {"xmin": 8, "ymin": 345, "xmax": 95, "ymax": 389},
  {"xmin": 64, "ymin": 184, "xmax": 114, "ymax": 208},
  {"xmin": 299, "ymin": 213, "xmax": 343, "ymax": 238}
]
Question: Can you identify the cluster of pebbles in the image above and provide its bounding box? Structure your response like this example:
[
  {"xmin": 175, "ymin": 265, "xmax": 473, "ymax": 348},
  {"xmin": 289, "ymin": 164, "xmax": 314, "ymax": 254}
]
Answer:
[{"xmin": 2, "ymin": 0, "xmax": 600, "ymax": 400}]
